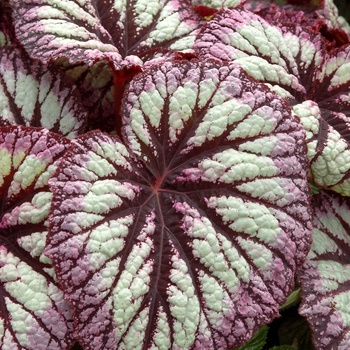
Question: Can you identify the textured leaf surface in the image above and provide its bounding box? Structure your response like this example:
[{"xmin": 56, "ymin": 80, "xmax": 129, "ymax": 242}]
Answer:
[
  {"xmin": 299, "ymin": 190, "xmax": 350, "ymax": 349},
  {"xmin": 9, "ymin": 0, "xmax": 201, "ymax": 67},
  {"xmin": 194, "ymin": 8, "xmax": 325, "ymax": 98},
  {"xmin": 46, "ymin": 59, "xmax": 312, "ymax": 350},
  {"xmin": 191, "ymin": 0, "xmax": 243, "ymax": 8},
  {"xmin": 316, "ymin": 0, "xmax": 350, "ymax": 38},
  {"xmin": 194, "ymin": 8, "xmax": 350, "ymax": 196},
  {"xmin": 0, "ymin": 46, "xmax": 88, "ymax": 139},
  {"xmin": 0, "ymin": 126, "xmax": 73, "ymax": 350},
  {"xmin": 292, "ymin": 100, "xmax": 350, "ymax": 195}
]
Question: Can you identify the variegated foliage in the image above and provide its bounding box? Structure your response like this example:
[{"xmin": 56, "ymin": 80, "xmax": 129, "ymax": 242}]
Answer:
[
  {"xmin": 299, "ymin": 190, "xmax": 350, "ymax": 350},
  {"xmin": 0, "ymin": 126, "xmax": 73, "ymax": 350},
  {"xmin": 0, "ymin": 46, "xmax": 88, "ymax": 139},
  {"xmin": 46, "ymin": 59, "xmax": 312, "ymax": 350},
  {"xmin": 194, "ymin": 7, "xmax": 350, "ymax": 196}
]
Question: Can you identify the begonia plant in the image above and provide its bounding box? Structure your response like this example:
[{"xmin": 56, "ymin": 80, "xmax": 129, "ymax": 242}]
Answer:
[{"xmin": 0, "ymin": 0, "xmax": 350, "ymax": 349}]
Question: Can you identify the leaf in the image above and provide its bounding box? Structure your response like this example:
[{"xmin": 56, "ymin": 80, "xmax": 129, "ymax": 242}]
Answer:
[
  {"xmin": 0, "ymin": 126, "xmax": 73, "ymax": 350},
  {"xmin": 279, "ymin": 288, "xmax": 301, "ymax": 312},
  {"xmin": 0, "ymin": 46, "xmax": 88, "ymax": 139},
  {"xmin": 46, "ymin": 59, "xmax": 312, "ymax": 350},
  {"xmin": 0, "ymin": 1, "xmax": 14, "ymax": 47},
  {"xmin": 195, "ymin": 8, "xmax": 350, "ymax": 196},
  {"xmin": 191, "ymin": 0, "xmax": 244, "ymax": 8},
  {"xmin": 54, "ymin": 59, "xmax": 117, "ymax": 133},
  {"xmin": 8, "ymin": 0, "xmax": 202, "ymax": 67},
  {"xmin": 236, "ymin": 325, "xmax": 269, "ymax": 350},
  {"xmin": 292, "ymin": 99, "xmax": 350, "ymax": 196},
  {"xmin": 298, "ymin": 190, "xmax": 350, "ymax": 349},
  {"xmin": 316, "ymin": 0, "xmax": 350, "ymax": 39},
  {"xmin": 194, "ymin": 8, "xmax": 325, "ymax": 98}
]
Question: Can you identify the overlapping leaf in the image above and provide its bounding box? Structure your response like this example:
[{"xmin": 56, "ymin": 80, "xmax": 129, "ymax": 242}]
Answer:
[
  {"xmin": 0, "ymin": 1, "xmax": 14, "ymax": 48},
  {"xmin": 54, "ymin": 60, "xmax": 117, "ymax": 133},
  {"xmin": 194, "ymin": 8, "xmax": 350, "ymax": 195},
  {"xmin": 316, "ymin": 0, "xmax": 350, "ymax": 38},
  {"xmin": 8, "ymin": 0, "xmax": 201, "ymax": 67},
  {"xmin": 46, "ymin": 59, "xmax": 312, "ymax": 350},
  {"xmin": 0, "ymin": 46, "xmax": 88, "ymax": 139},
  {"xmin": 299, "ymin": 190, "xmax": 350, "ymax": 349},
  {"xmin": 0, "ymin": 126, "xmax": 73, "ymax": 350},
  {"xmin": 194, "ymin": 8, "xmax": 325, "ymax": 98}
]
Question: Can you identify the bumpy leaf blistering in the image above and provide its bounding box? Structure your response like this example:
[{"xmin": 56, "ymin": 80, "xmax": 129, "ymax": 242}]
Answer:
[
  {"xmin": 299, "ymin": 190, "xmax": 350, "ymax": 349},
  {"xmin": 0, "ymin": 126, "xmax": 73, "ymax": 350},
  {"xmin": 46, "ymin": 59, "xmax": 312, "ymax": 350}
]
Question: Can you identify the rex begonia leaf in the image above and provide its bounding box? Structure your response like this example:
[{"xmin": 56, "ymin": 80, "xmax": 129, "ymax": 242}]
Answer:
[
  {"xmin": 8, "ymin": 0, "xmax": 201, "ymax": 68},
  {"xmin": 298, "ymin": 190, "xmax": 350, "ymax": 349},
  {"xmin": 0, "ymin": 46, "xmax": 88, "ymax": 139},
  {"xmin": 194, "ymin": 8, "xmax": 350, "ymax": 196},
  {"xmin": 54, "ymin": 59, "xmax": 117, "ymax": 133},
  {"xmin": 46, "ymin": 59, "xmax": 312, "ymax": 350},
  {"xmin": 0, "ymin": 126, "xmax": 73, "ymax": 350},
  {"xmin": 194, "ymin": 8, "xmax": 325, "ymax": 98},
  {"xmin": 316, "ymin": 0, "xmax": 350, "ymax": 39},
  {"xmin": 292, "ymin": 100, "xmax": 350, "ymax": 195}
]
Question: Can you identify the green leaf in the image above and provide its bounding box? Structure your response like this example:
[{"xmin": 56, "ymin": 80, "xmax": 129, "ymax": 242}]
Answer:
[
  {"xmin": 279, "ymin": 288, "xmax": 301, "ymax": 311},
  {"xmin": 269, "ymin": 346, "xmax": 296, "ymax": 350},
  {"xmin": 236, "ymin": 325, "xmax": 269, "ymax": 350}
]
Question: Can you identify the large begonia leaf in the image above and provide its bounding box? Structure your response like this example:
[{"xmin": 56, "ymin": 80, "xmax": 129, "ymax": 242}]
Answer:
[
  {"xmin": 194, "ymin": 8, "xmax": 350, "ymax": 196},
  {"xmin": 0, "ymin": 126, "xmax": 73, "ymax": 350},
  {"xmin": 298, "ymin": 190, "xmax": 350, "ymax": 349},
  {"xmin": 0, "ymin": 46, "xmax": 88, "ymax": 139},
  {"xmin": 46, "ymin": 59, "xmax": 312, "ymax": 350},
  {"xmin": 8, "ymin": 0, "xmax": 201, "ymax": 68}
]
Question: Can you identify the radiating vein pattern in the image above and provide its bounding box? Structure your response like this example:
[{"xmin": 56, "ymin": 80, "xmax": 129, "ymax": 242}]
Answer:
[
  {"xmin": 299, "ymin": 190, "xmax": 350, "ymax": 350},
  {"xmin": 47, "ymin": 59, "xmax": 312, "ymax": 350},
  {"xmin": 9, "ymin": 0, "xmax": 201, "ymax": 66},
  {"xmin": 0, "ymin": 126, "xmax": 73, "ymax": 350}
]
